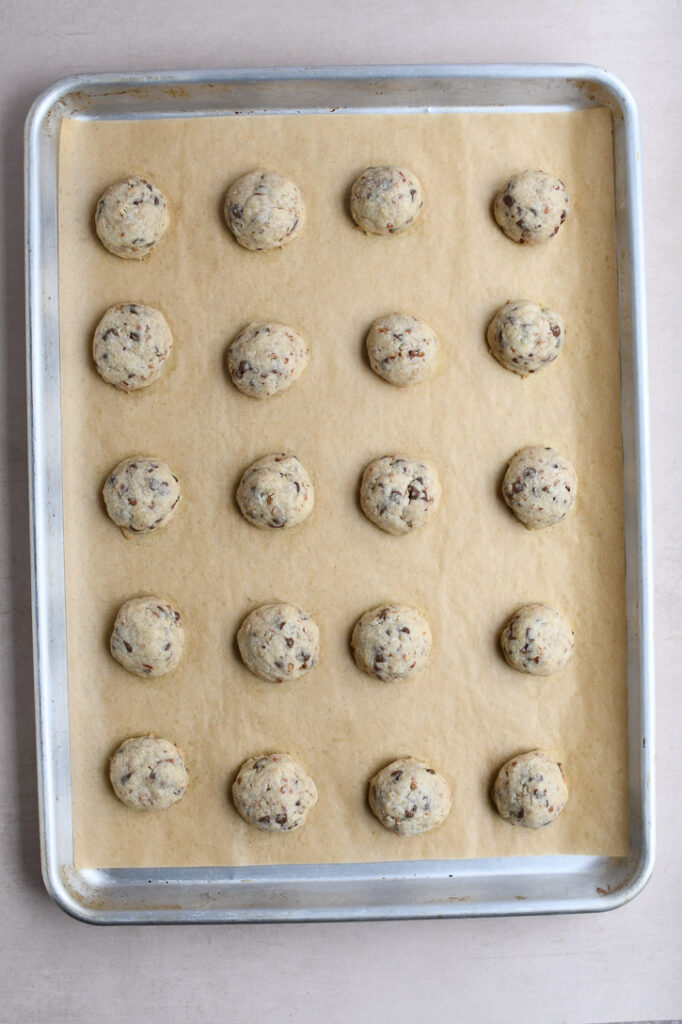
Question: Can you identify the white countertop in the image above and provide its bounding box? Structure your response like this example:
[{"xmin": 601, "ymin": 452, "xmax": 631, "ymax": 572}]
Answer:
[{"xmin": 2, "ymin": 1, "xmax": 680, "ymax": 1021}]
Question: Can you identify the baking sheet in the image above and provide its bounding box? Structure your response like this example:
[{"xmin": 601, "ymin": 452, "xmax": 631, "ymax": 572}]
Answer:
[{"xmin": 57, "ymin": 106, "xmax": 628, "ymax": 869}]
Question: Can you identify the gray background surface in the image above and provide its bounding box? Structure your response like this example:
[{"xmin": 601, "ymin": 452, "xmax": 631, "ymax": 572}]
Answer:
[{"xmin": 2, "ymin": 1, "xmax": 680, "ymax": 1021}]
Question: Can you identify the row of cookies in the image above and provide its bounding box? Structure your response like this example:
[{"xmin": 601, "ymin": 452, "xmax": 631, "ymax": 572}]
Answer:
[
  {"xmin": 109, "ymin": 737, "xmax": 569, "ymax": 834},
  {"xmin": 94, "ymin": 165, "xmax": 569, "ymax": 260},
  {"xmin": 101, "ymin": 445, "xmax": 577, "ymax": 538},
  {"xmin": 91, "ymin": 301, "xmax": 567, "ymax": 395},
  {"xmin": 109, "ymin": 597, "xmax": 575, "ymax": 684}
]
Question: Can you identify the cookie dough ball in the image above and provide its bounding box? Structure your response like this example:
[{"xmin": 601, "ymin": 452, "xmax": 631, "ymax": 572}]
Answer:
[
  {"xmin": 493, "ymin": 170, "xmax": 569, "ymax": 245},
  {"xmin": 487, "ymin": 300, "xmax": 565, "ymax": 376},
  {"xmin": 93, "ymin": 303, "xmax": 173, "ymax": 391},
  {"xmin": 227, "ymin": 322, "xmax": 310, "ymax": 399},
  {"xmin": 110, "ymin": 597, "xmax": 185, "ymax": 678},
  {"xmin": 232, "ymin": 753, "xmax": 318, "ymax": 832},
  {"xmin": 224, "ymin": 170, "xmax": 304, "ymax": 251},
  {"xmin": 361, "ymin": 455, "xmax": 441, "ymax": 535},
  {"xmin": 366, "ymin": 313, "xmax": 438, "ymax": 387},
  {"xmin": 103, "ymin": 456, "xmax": 181, "ymax": 537},
  {"xmin": 350, "ymin": 166, "xmax": 423, "ymax": 235},
  {"xmin": 492, "ymin": 749, "xmax": 568, "ymax": 828},
  {"xmin": 501, "ymin": 603, "xmax": 575, "ymax": 676},
  {"xmin": 352, "ymin": 605, "xmax": 431, "ymax": 682},
  {"xmin": 109, "ymin": 736, "xmax": 189, "ymax": 810},
  {"xmin": 502, "ymin": 446, "xmax": 577, "ymax": 529},
  {"xmin": 369, "ymin": 757, "xmax": 451, "ymax": 836},
  {"xmin": 236, "ymin": 453, "xmax": 314, "ymax": 530},
  {"xmin": 237, "ymin": 603, "xmax": 320, "ymax": 683},
  {"xmin": 95, "ymin": 176, "xmax": 169, "ymax": 259}
]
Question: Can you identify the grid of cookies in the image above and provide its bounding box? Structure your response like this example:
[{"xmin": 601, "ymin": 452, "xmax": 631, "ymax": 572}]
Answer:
[
  {"xmin": 58, "ymin": 108, "xmax": 626, "ymax": 868},
  {"xmin": 97, "ymin": 164, "xmax": 571, "ymax": 837}
]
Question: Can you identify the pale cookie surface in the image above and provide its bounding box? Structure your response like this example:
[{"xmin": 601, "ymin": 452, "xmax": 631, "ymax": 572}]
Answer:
[
  {"xmin": 227, "ymin": 322, "xmax": 310, "ymax": 399},
  {"xmin": 236, "ymin": 453, "xmax": 314, "ymax": 529},
  {"xmin": 110, "ymin": 597, "xmax": 185, "ymax": 678},
  {"xmin": 95, "ymin": 176, "xmax": 169, "ymax": 259},
  {"xmin": 366, "ymin": 313, "xmax": 439, "ymax": 386},
  {"xmin": 502, "ymin": 446, "xmax": 577, "ymax": 529},
  {"xmin": 109, "ymin": 736, "xmax": 189, "ymax": 810},
  {"xmin": 237, "ymin": 602, "xmax": 320, "ymax": 683},
  {"xmin": 232, "ymin": 753, "xmax": 318, "ymax": 832},
  {"xmin": 487, "ymin": 299, "xmax": 565, "ymax": 376},
  {"xmin": 493, "ymin": 170, "xmax": 569, "ymax": 244},
  {"xmin": 492, "ymin": 749, "xmax": 568, "ymax": 828},
  {"xmin": 93, "ymin": 303, "xmax": 173, "ymax": 391},
  {"xmin": 361, "ymin": 455, "xmax": 441, "ymax": 535},
  {"xmin": 103, "ymin": 456, "xmax": 181, "ymax": 536},
  {"xmin": 369, "ymin": 757, "xmax": 451, "ymax": 836},
  {"xmin": 224, "ymin": 170, "xmax": 304, "ymax": 251},
  {"xmin": 501, "ymin": 603, "xmax": 575, "ymax": 676},
  {"xmin": 352, "ymin": 604, "xmax": 432, "ymax": 681},
  {"xmin": 350, "ymin": 166, "xmax": 423, "ymax": 235}
]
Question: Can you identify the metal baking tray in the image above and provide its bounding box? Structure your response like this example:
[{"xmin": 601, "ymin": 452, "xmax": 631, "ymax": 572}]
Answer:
[{"xmin": 25, "ymin": 64, "xmax": 654, "ymax": 923}]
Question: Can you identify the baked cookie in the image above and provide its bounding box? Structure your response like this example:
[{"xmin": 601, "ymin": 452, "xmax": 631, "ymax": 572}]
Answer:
[
  {"xmin": 103, "ymin": 456, "xmax": 181, "ymax": 537},
  {"xmin": 110, "ymin": 597, "xmax": 185, "ymax": 678},
  {"xmin": 95, "ymin": 176, "xmax": 169, "ymax": 259},
  {"xmin": 369, "ymin": 757, "xmax": 451, "ymax": 836},
  {"xmin": 352, "ymin": 604, "xmax": 431, "ymax": 682},
  {"xmin": 502, "ymin": 446, "xmax": 576, "ymax": 529},
  {"xmin": 109, "ymin": 735, "xmax": 189, "ymax": 810},
  {"xmin": 224, "ymin": 170, "xmax": 304, "ymax": 251},
  {"xmin": 236, "ymin": 453, "xmax": 314, "ymax": 529},
  {"xmin": 492, "ymin": 749, "xmax": 568, "ymax": 828},
  {"xmin": 360, "ymin": 455, "xmax": 441, "ymax": 535},
  {"xmin": 493, "ymin": 170, "xmax": 569, "ymax": 245},
  {"xmin": 232, "ymin": 753, "xmax": 318, "ymax": 832},
  {"xmin": 366, "ymin": 313, "xmax": 438, "ymax": 387},
  {"xmin": 350, "ymin": 166, "xmax": 423, "ymax": 235},
  {"xmin": 501, "ymin": 603, "xmax": 575, "ymax": 676},
  {"xmin": 227, "ymin": 322, "xmax": 310, "ymax": 399},
  {"xmin": 487, "ymin": 300, "xmax": 565, "ymax": 376},
  {"xmin": 93, "ymin": 303, "xmax": 173, "ymax": 391},
  {"xmin": 237, "ymin": 602, "xmax": 320, "ymax": 683}
]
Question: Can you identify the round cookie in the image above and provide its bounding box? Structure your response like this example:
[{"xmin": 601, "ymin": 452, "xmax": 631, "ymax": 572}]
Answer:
[
  {"xmin": 110, "ymin": 597, "xmax": 185, "ymax": 678},
  {"xmin": 352, "ymin": 604, "xmax": 431, "ymax": 682},
  {"xmin": 95, "ymin": 176, "xmax": 169, "ymax": 259},
  {"xmin": 232, "ymin": 753, "xmax": 318, "ymax": 832},
  {"xmin": 360, "ymin": 455, "xmax": 441, "ymax": 535},
  {"xmin": 236, "ymin": 453, "xmax": 314, "ymax": 530},
  {"xmin": 227, "ymin": 322, "xmax": 310, "ymax": 399},
  {"xmin": 366, "ymin": 313, "xmax": 438, "ymax": 387},
  {"xmin": 487, "ymin": 300, "xmax": 565, "ymax": 376},
  {"xmin": 369, "ymin": 757, "xmax": 451, "ymax": 836},
  {"xmin": 350, "ymin": 166, "xmax": 423, "ymax": 235},
  {"xmin": 493, "ymin": 170, "xmax": 569, "ymax": 245},
  {"xmin": 93, "ymin": 303, "xmax": 173, "ymax": 391},
  {"xmin": 224, "ymin": 170, "xmax": 304, "ymax": 251},
  {"xmin": 103, "ymin": 456, "xmax": 181, "ymax": 537},
  {"xmin": 237, "ymin": 603, "xmax": 320, "ymax": 683},
  {"xmin": 501, "ymin": 446, "xmax": 577, "ymax": 529},
  {"xmin": 492, "ymin": 749, "xmax": 568, "ymax": 828},
  {"xmin": 501, "ymin": 603, "xmax": 575, "ymax": 676},
  {"xmin": 109, "ymin": 735, "xmax": 189, "ymax": 810}
]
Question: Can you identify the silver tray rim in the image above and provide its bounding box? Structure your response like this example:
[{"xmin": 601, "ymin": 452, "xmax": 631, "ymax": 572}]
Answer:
[{"xmin": 25, "ymin": 62, "xmax": 655, "ymax": 924}]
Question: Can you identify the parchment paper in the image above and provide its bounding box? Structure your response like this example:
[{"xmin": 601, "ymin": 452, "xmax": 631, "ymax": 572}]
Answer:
[{"xmin": 58, "ymin": 107, "xmax": 628, "ymax": 869}]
